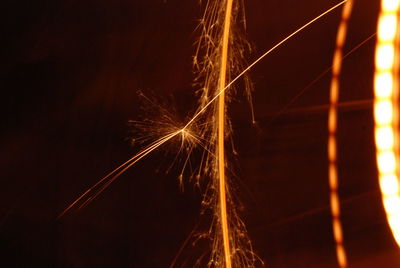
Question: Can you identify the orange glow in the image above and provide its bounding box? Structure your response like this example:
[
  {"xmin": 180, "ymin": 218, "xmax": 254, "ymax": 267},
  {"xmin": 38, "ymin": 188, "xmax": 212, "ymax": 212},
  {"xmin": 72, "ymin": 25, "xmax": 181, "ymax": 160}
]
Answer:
[
  {"xmin": 327, "ymin": 1, "xmax": 353, "ymax": 267},
  {"xmin": 376, "ymin": 44, "xmax": 395, "ymax": 69},
  {"xmin": 58, "ymin": 2, "xmax": 350, "ymax": 266},
  {"xmin": 374, "ymin": 0, "xmax": 400, "ymax": 247},
  {"xmin": 380, "ymin": 174, "xmax": 399, "ymax": 194},
  {"xmin": 375, "ymin": 126, "xmax": 394, "ymax": 150},
  {"xmin": 217, "ymin": 0, "xmax": 233, "ymax": 267},
  {"xmin": 382, "ymin": 0, "xmax": 400, "ymax": 12},
  {"xmin": 374, "ymin": 72, "xmax": 393, "ymax": 97},
  {"xmin": 378, "ymin": 14, "xmax": 397, "ymax": 41}
]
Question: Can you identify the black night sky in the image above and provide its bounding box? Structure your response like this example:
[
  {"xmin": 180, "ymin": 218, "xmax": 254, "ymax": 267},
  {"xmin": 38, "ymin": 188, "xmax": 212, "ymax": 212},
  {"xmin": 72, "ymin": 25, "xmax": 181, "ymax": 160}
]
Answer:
[{"xmin": 2, "ymin": 0, "xmax": 399, "ymax": 267}]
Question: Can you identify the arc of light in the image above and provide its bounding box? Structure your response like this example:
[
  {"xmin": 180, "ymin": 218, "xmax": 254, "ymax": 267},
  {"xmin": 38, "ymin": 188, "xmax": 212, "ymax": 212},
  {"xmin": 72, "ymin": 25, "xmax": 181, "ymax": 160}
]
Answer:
[
  {"xmin": 327, "ymin": 1, "xmax": 353, "ymax": 267},
  {"xmin": 374, "ymin": 0, "xmax": 400, "ymax": 245},
  {"xmin": 217, "ymin": 1, "xmax": 233, "ymax": 267},
  {"xmin": 59, "ymin": 0, "xmax": 347, "ymax": 219}
]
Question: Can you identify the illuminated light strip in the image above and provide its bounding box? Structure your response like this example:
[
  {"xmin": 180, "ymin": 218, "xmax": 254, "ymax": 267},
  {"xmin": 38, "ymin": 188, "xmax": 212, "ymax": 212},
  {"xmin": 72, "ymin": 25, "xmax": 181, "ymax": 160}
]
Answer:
[
  {"xmin": 328, "ymin": 1, "xmax": 353, "ymax": 267},
  {"xmin": 374, "ymin": 0, "xmax": 400, "ymax": 245}
]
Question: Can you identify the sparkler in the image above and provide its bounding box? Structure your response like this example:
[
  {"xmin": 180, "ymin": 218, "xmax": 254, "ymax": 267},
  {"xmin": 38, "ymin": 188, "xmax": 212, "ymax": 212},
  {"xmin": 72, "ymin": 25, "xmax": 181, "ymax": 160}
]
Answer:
[
  {"xmin": 59, "ymin": 1, "xmax": 348, "ymax": 267},
  {"xmin": 374, "ymin": 0, "xmax": 400, "ymax": 246},
  {"xmin": 328, "ymin": 1, "xmax": 354, "ymax": 267}
]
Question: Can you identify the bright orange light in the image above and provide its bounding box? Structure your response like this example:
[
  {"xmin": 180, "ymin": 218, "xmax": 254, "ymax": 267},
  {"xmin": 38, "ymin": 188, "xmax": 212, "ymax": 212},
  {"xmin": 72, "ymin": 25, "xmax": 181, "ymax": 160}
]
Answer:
[
  {"xmin": 376, "ymin": 44, "xmax": 395, "ymax": 69},
  {"xmin": 374, "ymin": 72, "xmax": 393, "ymax": 97},
  {"xmin": 374, "ymin": 0, "xmax": 400, "ymax": 247},
  {"xmin": 378, "ymin": 15, "xmax": 397, "ymax": 41},
  {"xmin": 382, "ymin": 0, "xmax": 400, "ymax": 12},
  {"xmin": 374, "ymin": 100, "xmax": 393, "ymax": 125},
  {"xmin": 59, "ymin": 2, "xmax": 351, "ymax": 267},
  {"xmin": 327, "ymin": 1, "xmax": 353, "ymax": 267},
  {"xmin": 380, "ymin": 174, "xmax": 399, "ymax": 195},
  {"xmin": 375, "ymin": 126, "xmax": 394, "ymax": 150}
]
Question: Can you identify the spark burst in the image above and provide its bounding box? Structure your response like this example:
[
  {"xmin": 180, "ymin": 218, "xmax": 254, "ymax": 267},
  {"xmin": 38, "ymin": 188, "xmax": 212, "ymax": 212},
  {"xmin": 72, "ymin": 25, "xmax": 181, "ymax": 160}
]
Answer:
[{"xmin": 58, "ymin": 1, "xmax": 349, "ymax": 267}]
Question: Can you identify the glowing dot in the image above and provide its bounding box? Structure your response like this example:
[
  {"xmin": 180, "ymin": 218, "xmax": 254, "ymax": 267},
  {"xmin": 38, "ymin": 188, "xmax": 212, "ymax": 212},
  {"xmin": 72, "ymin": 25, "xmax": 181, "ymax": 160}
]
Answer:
[
  {"xmin": 331, "ymin": 194, "xmax": 340, "ymax": 216},
  {"xmin": 382, "ymin": 0, "xmax": 400, "ymax": 12},
  {"xmin": 378, "ymin": 15, "xmax": 397, "ymax": 41},
  {"xmin": 378, "ymin": 151, "xmax": 396, "ymax": 174},
  {"xmin": 384, "ymin": 196, "xmax": 400, "ymax": 215},
  {"xmin": 332, "ymin": 220, "xmax": 343, "ymax": 241},
  {"xmin": 380, "ymin": 174, "xmax": 399, "ymax": 195},
  {"xmin": 375, "ymin": 72, "xmax": 393, "ymax": 98},
  {"xmin": 375, "ymin": 126, "xmax": 394, "ymax": 150},
  {"xmin": 376, "ymin": 44, "xmax": 395, "ymax": 70},
  {"xmin": 374, "ymin": 100, "xmax": 393, "ymax": 125}
]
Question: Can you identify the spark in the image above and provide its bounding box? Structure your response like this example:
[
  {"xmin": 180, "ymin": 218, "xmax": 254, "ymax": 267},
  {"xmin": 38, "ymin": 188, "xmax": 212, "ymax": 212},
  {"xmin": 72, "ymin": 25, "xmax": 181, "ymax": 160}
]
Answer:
[
  {"xmin": 58, "ymin": 1, "xmax": 349, "ymax": 266},
  {"xmin": 191, "ymin": 0, "xmax": 255, "ymax": 265},
  {"xmin": 374, "ymin": 0, "xmax": 400, "ymax": 245},
  {"xmin": 57, "ymin": 130, "xmax": 182, "ymax": 219},
  {"xmin": 327, "ymin": 1, "xmax": 353, "ymax": 267},
  {"xmin": 185, "ymin": 0, "xmax": 349, "ymax": 130}
]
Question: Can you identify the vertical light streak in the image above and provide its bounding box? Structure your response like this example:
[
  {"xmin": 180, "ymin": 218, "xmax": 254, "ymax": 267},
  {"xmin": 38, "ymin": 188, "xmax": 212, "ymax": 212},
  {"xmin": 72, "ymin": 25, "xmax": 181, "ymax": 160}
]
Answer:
[
  {"xmin": 218, "ymin": 1, "xmax": 233, "ymax": 267},
  {"xmin": 328, "ymin": 1, "xmax": 353, "ymax": 267},
  {"xmin": 374, "ymin": 0, "xmax": 400, "ymax": 245},
  {"xmin": 186, "ymin": 0, "xmax": 348, "ymax": 129},
  {"xmin": 193, "ymin": 0, "xmax": 257, "ymax": 266},
  {"xmin": 59, "ymin": 2, "xmax": 350, "ymax": 266}
]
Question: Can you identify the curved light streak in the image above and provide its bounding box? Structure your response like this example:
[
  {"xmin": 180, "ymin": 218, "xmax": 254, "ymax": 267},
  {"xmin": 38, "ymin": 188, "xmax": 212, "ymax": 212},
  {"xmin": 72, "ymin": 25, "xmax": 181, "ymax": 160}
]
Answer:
[
  {"xmin": 328, "ymin": 1, "xmax": 353, "ymax": 267},
  {"xmin": 374, "ymin": 0, "xmax": 400, "ymax": 246}
]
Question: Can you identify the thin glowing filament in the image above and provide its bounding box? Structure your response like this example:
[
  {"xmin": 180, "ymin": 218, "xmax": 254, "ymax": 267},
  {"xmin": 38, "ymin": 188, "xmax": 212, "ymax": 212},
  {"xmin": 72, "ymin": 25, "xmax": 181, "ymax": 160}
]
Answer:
[
  {"xmin": 57, "ymin": 130, "xmax": 182, "ymax": 218},
  {"xmin": 183, "ymin": 0, "xmax": 348, "ymax": 129},
  {"xmin": 374, "ymin": 0, "xmax": 400, "ymax": 246},
  {"xmin": 218, "ymin": 1, "xmax": 233, "ymax": 267},
  {"xmin": 328, "ymin": 1, "xmax": 353, "ymax": 267},
  {"xmin": 60, "ymin": 1, "xmax": 348, "ymax": 222}
]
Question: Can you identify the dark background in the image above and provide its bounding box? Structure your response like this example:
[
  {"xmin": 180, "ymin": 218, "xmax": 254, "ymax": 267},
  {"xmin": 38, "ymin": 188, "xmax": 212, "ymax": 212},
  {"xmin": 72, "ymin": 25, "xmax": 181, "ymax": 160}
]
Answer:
[{"xmin": 2, "ymin": 0, "xmax": 399, "ymax": 267}]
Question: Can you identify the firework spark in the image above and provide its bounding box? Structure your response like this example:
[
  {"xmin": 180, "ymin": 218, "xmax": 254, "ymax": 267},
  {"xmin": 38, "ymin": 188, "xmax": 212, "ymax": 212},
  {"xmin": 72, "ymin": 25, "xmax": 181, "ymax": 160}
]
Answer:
[{"xmin": 58, "ymin": 1, "xmax": 349, "ymax": 266}]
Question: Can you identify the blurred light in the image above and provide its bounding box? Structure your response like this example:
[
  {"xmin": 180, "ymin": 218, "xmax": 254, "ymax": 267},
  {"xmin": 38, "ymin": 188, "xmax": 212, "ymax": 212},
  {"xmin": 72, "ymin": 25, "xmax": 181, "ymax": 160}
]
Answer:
[
  {"xmin": 375, "ymin": 126, "xmax": 394, "ymax": 150},
  {"xmin": 327, "ymin": 2, "xmax": 354, "ymax": 267},
  {"xmin": 377, "ymin": 151, "xmax": 396, "ymax": 173},
  {"xmin": 380, "ymin": 174, "xmax": 399, "ymax": 195},
  {"xmin": 378, "ymin": 15, "xmax": 397, "ymax": 41},
  {"xmin": 382, "ymin": 0, "xmax": 400, "ymax": 12},
  {"xmin": 374, "ymin": 100, "xmax": 393, "ymax": 125},
  {"xmin": 374, "ymin": 72, "xmax": 393, "ymax": 98},
  {"xmin": 376, "ymin": 44, "xmax": 395, "ymax": 70},
  {"xmin": 374, "ymin": 0, "xmax": 400, "ymax": 248},
  {"xmin": 384, "ymin": 196, "xmax": 400, "ymax": 214}
]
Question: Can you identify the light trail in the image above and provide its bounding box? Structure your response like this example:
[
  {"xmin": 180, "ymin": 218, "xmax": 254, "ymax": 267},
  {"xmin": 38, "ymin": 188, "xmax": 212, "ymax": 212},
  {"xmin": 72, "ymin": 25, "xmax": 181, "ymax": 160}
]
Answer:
[
  {"xmin": 59, "ymin": 0, "xmax": 348, "ymax": 216},
  {"xmin": 59, "ymin": 2, "xmax": 349, "ymax": 266},
  {"xmin": 374, "ymin": 0, "xmax": 400, "ymax": 246},
  {"xmin": 192, "ymin": 0, "xmax": 254, "ymax": 265},
  {"xmin": 327, "ymin": 1, "xmax": 353, "ymax": 267},
  {"xmin": 57, "ymin": 130, "xmax": 182, "ymax": 218},
  {"xmin": 184, "ymin": 0, "xmax": 348, "ymax": 129},
  {"xmin": 217, "ymin": 0, "xmax": 234, "ymax": 267},
  {"xmin": 268, "ymin": 33, "xmax": 376, "ymax": 124}
]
